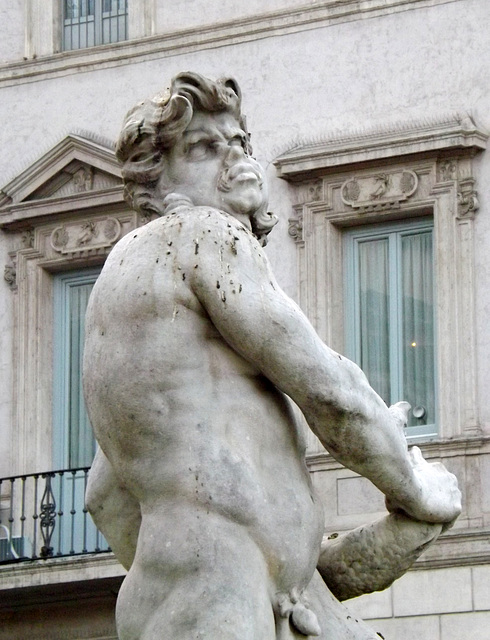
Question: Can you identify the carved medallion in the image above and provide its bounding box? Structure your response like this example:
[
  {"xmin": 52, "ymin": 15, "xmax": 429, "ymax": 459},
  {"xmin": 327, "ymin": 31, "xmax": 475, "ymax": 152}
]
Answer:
[
  {"xmin": 51, "ymin": 217, "xmax": 122, "ymax": 256},
  {"xmin": 341, "ymin": 170, "xmax": 418, "ymax": 211}
]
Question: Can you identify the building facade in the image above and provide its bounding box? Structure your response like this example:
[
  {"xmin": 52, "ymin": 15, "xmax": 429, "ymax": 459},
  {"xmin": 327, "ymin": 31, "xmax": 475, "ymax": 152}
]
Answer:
[{"xmin": 0, "ymin": 1, "xmax": 489, "ymax": 638}]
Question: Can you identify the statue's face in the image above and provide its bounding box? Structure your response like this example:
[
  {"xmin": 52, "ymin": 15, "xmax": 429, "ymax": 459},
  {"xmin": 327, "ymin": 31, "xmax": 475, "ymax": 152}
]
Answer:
[{"xmin": 161, "ymin": 110, "xmax": 266, "ymax": 220}]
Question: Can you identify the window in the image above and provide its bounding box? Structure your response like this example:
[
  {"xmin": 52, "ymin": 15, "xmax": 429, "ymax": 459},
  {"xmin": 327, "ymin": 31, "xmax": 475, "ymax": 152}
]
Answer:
[
  {"xmin": 0, "ymin": 133, "xmax": 130, "ymax": 475},
  {"xmin": 63, "ymin": 0, "xmax": 128, "ymax": 51},
  {"xmin": 344, "ymin": 220, "xmax": 436, "ymax": 439},
  {"xmin": 53, "ymin": 268, "xmax": 101, "ymax": 470},
  {"xmin": 274, "ymin": 115, "xmax": 486, "ymax": 451}
]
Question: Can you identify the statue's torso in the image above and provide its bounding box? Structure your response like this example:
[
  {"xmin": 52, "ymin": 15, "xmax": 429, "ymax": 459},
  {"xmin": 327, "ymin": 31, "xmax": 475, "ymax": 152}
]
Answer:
[{"xmin": 84, "ymin": 211, "xmax": 324, "ymax": 596}]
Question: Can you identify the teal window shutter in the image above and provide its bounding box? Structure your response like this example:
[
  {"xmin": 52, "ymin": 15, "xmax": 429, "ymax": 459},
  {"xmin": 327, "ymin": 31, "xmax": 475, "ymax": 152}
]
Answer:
[
  {"xmin": 344, "ymin": 219, "xmax": 437, "ymax": 440},
  {"xmin": 53, "ymin": 268, "xmax": 101, "ymax": 469}
]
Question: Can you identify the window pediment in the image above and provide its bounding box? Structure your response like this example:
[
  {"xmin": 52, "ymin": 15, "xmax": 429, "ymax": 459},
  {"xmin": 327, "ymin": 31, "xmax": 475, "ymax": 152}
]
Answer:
[
  {"xmin": 274, "ymin": 114, "xmax": 488, "ymax": 182},
  {"xmin": 0, "ymin": 133, "xmax": 123, "ymax": 230}
]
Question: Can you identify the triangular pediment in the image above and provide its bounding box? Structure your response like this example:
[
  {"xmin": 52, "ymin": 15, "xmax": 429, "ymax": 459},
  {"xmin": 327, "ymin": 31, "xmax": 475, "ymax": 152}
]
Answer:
[{"xmin": 0, "ymin": 133, "xmax": 122, "ymax": 208}]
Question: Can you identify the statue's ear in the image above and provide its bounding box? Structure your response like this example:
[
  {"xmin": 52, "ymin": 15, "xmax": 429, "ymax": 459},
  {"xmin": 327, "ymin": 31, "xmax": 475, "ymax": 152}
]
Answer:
[{"xmin": 222, "ymin": 77, "xmax": 242, "ymax": 101}]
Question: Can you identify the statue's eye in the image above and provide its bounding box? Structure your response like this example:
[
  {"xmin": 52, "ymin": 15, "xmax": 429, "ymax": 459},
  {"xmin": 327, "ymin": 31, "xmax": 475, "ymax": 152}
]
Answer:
[{"xmin": 186, "ymin": 138, "xmax": 219, "ymax": 160}]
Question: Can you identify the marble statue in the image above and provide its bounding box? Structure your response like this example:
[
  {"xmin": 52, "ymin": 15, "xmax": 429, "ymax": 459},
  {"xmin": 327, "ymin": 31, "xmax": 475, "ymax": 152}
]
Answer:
[{"xmin": 83, "ymin": 72, "xmax": 461, "ymax": 639}]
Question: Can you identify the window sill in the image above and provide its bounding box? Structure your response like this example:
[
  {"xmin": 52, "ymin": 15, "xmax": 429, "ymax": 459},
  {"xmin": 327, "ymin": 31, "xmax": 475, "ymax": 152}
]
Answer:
[{"xmin": 306, "ymin": 433, "xmax": 490, "ymax": 471}]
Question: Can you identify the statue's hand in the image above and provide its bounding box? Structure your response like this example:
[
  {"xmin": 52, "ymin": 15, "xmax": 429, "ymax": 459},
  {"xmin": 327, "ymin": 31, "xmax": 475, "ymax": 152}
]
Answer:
[{"xmin": 386, "ymin": 445, "xmax": 462, "ymax": 526}]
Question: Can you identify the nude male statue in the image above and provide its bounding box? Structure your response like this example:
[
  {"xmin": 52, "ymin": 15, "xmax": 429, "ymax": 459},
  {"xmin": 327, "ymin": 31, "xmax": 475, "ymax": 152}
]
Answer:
[{"xmin": 83, "ymin": 73, "xmax": 461, "ymax": 640}]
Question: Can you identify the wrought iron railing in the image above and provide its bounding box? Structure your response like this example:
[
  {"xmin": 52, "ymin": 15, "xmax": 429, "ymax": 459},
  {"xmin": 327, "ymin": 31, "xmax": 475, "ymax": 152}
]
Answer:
[{"xmin": 0, "ymin": 467, "xmax": 110, "ymax": 564}]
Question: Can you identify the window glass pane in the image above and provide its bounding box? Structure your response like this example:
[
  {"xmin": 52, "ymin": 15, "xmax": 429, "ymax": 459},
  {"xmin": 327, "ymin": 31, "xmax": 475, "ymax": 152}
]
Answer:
[
  {"xmin": 64, "ymin": 0, "xmax": 95, "ymax": 19},
  {"xmin": 63, "ymin": 0, "xmax": 127, "ymax": 50},
  {"xmin": 53, "ymin": 270, "xmax": 100, "ymax": 470},
  {"xmin": 64, "ymin": 1, "xmax": 76, "ymax": 20},
  {"xmin": 68, "ymin": 281, "xmax": 96, "ymax": 468},
  {"xmin": 345, "ymin": 219, "xmax": 436, "ymax": 439},
  {"xmin": 358, "ymin": 238, "xmax": 391, "ymax": 404},
  {"xmin": 401, "ymin": 230, "xmax": 435, "ymax": 427}
]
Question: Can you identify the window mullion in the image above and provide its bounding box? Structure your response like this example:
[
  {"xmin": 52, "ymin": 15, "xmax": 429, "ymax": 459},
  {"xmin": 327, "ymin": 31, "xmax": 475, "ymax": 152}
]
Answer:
[
  {"xmin": 94, "ymin": 0, "xmax": 102, "ymax": 45},
  {"xmin": 352, "ymin": 237, "xmax": 361, "ymax": 365},
  {"xmin": 389, "ymin": 232, "xmax": 401, "ymax": 407}
]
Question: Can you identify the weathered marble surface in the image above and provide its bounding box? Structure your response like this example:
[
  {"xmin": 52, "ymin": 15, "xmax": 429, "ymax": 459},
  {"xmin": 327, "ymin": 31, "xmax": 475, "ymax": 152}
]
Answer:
[{"xmin": 84, "ymin": 73, "xmax": 461, "ymax": 639}]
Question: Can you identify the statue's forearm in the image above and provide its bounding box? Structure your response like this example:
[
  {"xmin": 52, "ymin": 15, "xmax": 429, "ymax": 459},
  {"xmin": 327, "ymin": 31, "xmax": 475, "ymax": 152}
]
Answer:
[{"xmin": 300, "ymin": 360, "xmax": 459, "ymax": 524}]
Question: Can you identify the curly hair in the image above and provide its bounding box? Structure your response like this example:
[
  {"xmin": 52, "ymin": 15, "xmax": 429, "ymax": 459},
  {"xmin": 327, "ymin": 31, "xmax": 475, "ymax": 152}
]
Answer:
[{"xmin": 116, "ymin": 72, "xmax": 277, "ymax": 244}]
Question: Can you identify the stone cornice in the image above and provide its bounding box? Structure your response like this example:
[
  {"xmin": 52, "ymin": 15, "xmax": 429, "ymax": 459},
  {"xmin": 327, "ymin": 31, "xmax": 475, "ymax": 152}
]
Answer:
[
  {"xmin": 274, "ymin": 114, "xmax": 488, "ymax": 181},
  {"xmin": 0, "ymin": 133, "xmax": 123, "ymax": 231},
  {"xmin": 0, "ymin": 553, "xmax": 125, "ymax": 592},
  {"xmin": 0, "ymin": 187, "xmax": 125, "ymax": 230},
  {"xmin": 0, "ymin": 0, "xmax": 461, "ymax": 87},
  {"xmin": 413, "ymin": 526, "xmax": 490, "ymax": 570},
  {"xmin": 0, "ymin": 133, "xmax": 118, "ymax": 206}
]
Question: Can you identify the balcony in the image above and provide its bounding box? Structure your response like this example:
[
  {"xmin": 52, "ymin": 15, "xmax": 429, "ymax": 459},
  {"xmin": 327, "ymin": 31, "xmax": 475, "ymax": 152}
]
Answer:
[{"xmin": 0, "ymin": 467, "xmax": 110, "ymax": 564}]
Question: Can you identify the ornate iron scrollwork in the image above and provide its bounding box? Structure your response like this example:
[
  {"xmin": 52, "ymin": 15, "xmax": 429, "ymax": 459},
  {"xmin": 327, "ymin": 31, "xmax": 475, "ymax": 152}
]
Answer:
[{"xmin": 40, "ymin": 473, "xmax": 56, "ymax": 558}]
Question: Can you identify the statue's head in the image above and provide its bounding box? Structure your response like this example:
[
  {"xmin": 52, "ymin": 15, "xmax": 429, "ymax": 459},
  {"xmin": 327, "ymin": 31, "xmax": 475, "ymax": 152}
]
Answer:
[{"xmin": 116, "ymin": 72, "xmax": 277, "ymax": 244}]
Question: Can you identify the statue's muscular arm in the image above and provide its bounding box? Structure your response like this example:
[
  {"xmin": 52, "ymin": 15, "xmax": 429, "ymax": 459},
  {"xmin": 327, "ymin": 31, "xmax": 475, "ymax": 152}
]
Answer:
[
  {"xmin": 181, "ymin": 207, "xmax": 461, "ymax": 526},
  {"xmin": 86, "ymin": 205, "xmax": 460, "ymax": 574}
]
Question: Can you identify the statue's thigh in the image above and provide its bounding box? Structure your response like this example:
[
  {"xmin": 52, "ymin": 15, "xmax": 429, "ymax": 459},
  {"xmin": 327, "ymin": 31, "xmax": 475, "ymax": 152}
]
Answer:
[{"xmin": 306, "ymin": 571, "xmax": 382, "ymax": 640}]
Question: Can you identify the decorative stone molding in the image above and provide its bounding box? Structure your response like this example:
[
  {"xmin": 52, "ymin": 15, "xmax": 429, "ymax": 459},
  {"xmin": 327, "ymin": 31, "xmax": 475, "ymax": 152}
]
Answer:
[
  {"xmin": 0, "ymin": 133, "xmax": 121, "ymax": 228},
  {"xmin": 275, "ymin": 116, "xmax": 488, "ymax": 451},
  {"xmin": 274, "ymin": 114, "xmax": 487, "ymax": 180},
  {"xmin": 288, "ymin": 209, "xmax": 304, "ymax": 244},
  {"xmin": 3, "ymin": 254, "xmax": 17, "ymax": 290},
  {"xmin": 50, "ymin": 216, "xmax": 122, "ymax": 256},
  {"xmin": 0, "ymin": 552, "xmax": 125, "ymax": 592},
  {"xmin": 439, "ymin": 158, "xmax": 458, "ymax": 182},
  {"xmin": 457, "ymin": 178, "xmax": 479, "ymax": 219},
  {"xmin": 340, "ymin": 169, "xmax": 418, "ymax": 211},
  {"xmin": 2, "ymin": 0, "xmax": 461, "ymax": 88},
  {"xmin": 21, "ymin": 229, "xmax": 34, "ymax": 249},
  {"xmin": 72, "ymin": 166, "xmax": 94, "ymax": 193}
]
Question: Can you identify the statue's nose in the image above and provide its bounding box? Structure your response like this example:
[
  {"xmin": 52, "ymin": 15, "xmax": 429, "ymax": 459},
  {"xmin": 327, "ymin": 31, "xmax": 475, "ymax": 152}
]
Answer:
[{"xmin": 226, "ymin": 141, "xmax": 246, "ymax": 163}]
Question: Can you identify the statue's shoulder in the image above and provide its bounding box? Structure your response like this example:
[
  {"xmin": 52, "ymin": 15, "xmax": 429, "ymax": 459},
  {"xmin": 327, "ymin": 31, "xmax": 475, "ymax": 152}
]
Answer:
[
  {"xmin": 149, "ymin": 205, "xmax": 251, "ymax": 241},
  {"xmin": 164, "ymin": 205, "xmax": 243, "ymax": 229}
]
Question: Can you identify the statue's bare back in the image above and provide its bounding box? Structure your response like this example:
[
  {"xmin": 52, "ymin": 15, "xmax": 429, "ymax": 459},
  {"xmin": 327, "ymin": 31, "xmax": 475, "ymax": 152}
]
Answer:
[{"xmin": 85, "ymin": 209, "xmax": 327, "ymax": 638}]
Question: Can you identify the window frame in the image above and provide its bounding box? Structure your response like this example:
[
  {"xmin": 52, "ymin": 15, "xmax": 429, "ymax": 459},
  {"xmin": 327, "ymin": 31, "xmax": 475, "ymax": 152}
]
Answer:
[
  {"xmin": 62, "ymin": 0, "xmax": 129, "ymax": 52},
  {"xmin": 344, "ymin": 217, "xmax": 437, "ymax": 441},
  {"xmin": 24, "ymin": 0, "xmax": 154, "ymax": 58},
  {"xmin": 53, "ymin": 267, "xmax": 101, "ymax": 470},
  {"xmin": 274, "ymin": 115, "xmax": 486, "ymax": 453}
]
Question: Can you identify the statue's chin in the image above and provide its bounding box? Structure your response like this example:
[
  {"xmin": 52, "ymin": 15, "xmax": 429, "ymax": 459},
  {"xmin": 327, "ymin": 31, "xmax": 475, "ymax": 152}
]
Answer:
[{"xmin": 220, "ymin": 185, "xmax": 264, "ymax": 217}]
